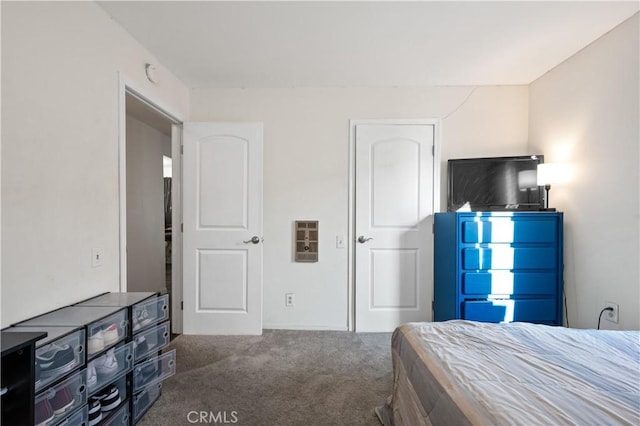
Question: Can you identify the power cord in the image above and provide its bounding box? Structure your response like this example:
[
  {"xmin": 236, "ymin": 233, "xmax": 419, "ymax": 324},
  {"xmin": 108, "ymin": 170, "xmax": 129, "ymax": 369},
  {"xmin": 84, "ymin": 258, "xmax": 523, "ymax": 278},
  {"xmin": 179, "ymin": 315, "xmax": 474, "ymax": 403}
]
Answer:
[
  {"xmin": 597, "ymin": 307, "xmax": 613, "ymax": 330},
  {"xmin": 564, "ymin": 291, "xmax": 569, "ymax": 328}
]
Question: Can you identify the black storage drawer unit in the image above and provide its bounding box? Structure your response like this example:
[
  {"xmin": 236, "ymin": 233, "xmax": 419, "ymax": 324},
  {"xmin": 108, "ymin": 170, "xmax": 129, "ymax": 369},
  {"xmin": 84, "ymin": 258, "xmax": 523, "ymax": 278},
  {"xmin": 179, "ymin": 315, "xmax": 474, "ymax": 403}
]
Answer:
[{"xmin": 1, "ymin": 330, "xmax": 47, "ymax": 426}]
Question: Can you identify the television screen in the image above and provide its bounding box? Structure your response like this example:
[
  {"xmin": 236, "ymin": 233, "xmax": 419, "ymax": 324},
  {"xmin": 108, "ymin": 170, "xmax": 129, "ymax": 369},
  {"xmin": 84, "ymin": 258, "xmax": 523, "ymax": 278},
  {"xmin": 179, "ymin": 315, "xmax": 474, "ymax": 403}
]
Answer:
[{"xmin": 448, "ymin": 155, "xmax": 544, "ymax": 212}]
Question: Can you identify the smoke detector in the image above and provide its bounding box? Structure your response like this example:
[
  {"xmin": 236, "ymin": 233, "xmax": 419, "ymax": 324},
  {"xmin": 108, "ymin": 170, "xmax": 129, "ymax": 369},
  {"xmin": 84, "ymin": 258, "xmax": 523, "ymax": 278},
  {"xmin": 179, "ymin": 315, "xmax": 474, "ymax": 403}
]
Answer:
[{"xmin": 145, "ymin": 63, "xmax": 159, "ymax": 84}]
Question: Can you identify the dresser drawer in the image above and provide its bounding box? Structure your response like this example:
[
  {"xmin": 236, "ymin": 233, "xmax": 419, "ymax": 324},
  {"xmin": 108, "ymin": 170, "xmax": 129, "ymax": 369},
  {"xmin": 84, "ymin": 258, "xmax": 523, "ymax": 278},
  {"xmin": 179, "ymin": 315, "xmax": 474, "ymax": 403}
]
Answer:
[
  {"xmin": 462, "ymin": 272, "xmax": 557, "ymax": 296},
  {"xmin": 462, "ymin": 247, "xmax": 557, "ymax": 270},
  {"xmin": 463, "ymin": 299, "xmax": 557, "ymax": 323},
  {"xmin": 461, "ymin": 219, "xmax": 558, "ymax": 243}
]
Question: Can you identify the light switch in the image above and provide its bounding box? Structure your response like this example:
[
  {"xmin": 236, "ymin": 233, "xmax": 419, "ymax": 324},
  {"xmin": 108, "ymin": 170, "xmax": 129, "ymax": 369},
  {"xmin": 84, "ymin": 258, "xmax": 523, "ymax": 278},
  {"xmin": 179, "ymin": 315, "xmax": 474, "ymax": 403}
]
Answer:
[{"xmin": 92, "ymin": 248, "xmax": 103, "ymax": 267}]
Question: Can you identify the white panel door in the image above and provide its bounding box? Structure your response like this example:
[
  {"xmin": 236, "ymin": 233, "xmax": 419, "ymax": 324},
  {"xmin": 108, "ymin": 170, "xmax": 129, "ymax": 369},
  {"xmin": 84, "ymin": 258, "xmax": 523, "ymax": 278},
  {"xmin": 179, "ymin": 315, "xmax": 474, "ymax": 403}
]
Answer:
[
  {"xmin": 182, "ymin": 122, "xmax": 263, "ymax": 335},
  {"xmin": 355, "ymin": 124, "xmax": 434, "ymax": 332}
]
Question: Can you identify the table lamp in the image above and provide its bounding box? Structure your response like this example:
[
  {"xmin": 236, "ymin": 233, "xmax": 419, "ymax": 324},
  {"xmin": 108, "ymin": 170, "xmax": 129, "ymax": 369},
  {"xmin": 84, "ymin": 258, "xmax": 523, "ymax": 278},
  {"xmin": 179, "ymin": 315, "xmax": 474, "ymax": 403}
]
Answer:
[{"xmin": 537, "ymin": 163, "xmax": 563, "ymax": 211}]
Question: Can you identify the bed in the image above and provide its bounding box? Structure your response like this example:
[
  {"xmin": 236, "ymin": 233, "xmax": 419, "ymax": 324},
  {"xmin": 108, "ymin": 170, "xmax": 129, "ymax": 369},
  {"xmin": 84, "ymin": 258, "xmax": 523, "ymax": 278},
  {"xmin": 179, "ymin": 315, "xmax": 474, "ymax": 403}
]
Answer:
[{"xmin": 376, "ymin": 320, "xmax": 640, "ymax": 425}]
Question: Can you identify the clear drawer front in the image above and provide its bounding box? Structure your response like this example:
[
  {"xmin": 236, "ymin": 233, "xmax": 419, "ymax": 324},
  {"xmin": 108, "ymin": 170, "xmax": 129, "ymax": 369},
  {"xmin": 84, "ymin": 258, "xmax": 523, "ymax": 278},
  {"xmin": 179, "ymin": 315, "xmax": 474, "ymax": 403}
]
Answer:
[{"xmin": 133, "ymin": 349, "xmax": 177, "ymax": 392}]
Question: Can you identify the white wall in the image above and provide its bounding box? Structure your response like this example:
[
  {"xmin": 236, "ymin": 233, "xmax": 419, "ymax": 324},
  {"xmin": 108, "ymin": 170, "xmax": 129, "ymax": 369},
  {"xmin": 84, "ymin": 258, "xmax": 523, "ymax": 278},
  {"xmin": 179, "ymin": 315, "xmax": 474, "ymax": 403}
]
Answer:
[
  {"xmin": 126, "ymin": 116, "xmax": 168, "ymax": 294},
  {"xmin": 1, "ymin": 2, "xmax": 189, "ymax": 326},
  {"xmin": 529, "ymin": 14, "xmax": 639, "ymax": 330},
  {"xmin": 191, "ymin": 86, "xmax": 529, "ymax": 329}
]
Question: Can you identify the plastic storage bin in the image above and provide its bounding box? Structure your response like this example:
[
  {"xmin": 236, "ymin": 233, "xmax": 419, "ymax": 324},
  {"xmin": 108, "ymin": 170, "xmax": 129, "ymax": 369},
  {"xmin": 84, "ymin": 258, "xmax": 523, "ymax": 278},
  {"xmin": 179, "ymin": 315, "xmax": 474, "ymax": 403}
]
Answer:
[
  {"xmin": 84, "ymin": 311, "xmax": 128, "ymax": 359},
  {"xmin": 57, "ymin": 403, "xmax": 88, "ymax": 426},
  {"xmin": 133, "ymin": 349, "xmax": 176, "ymax": 393},
  {"xmin": 34, "ymin": 368, "xmax": 86, "ymax": 426},
  {"xmin": 100, "ymin": 399, "xmax": 130, "ymax": 426},
  {"xmin": 87, "ymin": 374, "xmax": 128, "ymax": 426},
  {"xmin": 86, "ymin": 342, "xmax": 134, "ymax": 396},
  {"xmin": 16, "ymin": 306, "xmax": 129, "ymax": 361},
  {"xmin": 75, "ymin": 292, "xmax": 169, "ymax": 335},
  {"xmin": 132, "ymin": 294, "xmax": 169, "ymax": 333},
  {"xmin": 133, "ymin": 383, "xmax": 161, "ymax": 422},
  {"xmin": 4, "ymin": 326, "xmax": 85, "ymax": 393},
  {"xmin": 133, "ymin": 321, "xmax": 171, "ymax": 361}
]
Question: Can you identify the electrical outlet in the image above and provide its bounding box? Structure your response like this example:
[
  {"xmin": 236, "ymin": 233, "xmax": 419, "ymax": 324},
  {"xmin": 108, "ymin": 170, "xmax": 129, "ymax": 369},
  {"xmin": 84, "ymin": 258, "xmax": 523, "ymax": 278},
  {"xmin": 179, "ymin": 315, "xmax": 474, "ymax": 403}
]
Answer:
[
  {"xmin": 605, "ymin": 302, "xmax": 619, "ymax": 324},
  {"xmin": 285, "ymin": 293, "xmax": 295, "ymax": 307},
  {"xmin": 92, "ymin": 248, "xmax": 103, "ymax": 267}
]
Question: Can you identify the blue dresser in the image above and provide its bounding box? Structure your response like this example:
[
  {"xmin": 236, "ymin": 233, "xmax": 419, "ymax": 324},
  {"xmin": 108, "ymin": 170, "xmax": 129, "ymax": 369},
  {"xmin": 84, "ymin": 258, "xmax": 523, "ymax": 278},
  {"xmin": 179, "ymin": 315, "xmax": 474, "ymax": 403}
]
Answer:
[{"xmin": 434, "ymin": 212, "xmax": 563, "ymax": 325}]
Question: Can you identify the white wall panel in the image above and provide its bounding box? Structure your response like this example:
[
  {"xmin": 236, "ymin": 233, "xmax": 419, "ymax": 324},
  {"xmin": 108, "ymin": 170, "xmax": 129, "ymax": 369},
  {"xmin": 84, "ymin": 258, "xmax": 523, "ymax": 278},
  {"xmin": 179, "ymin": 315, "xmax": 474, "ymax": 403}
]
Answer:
[
  {"xmin": 1, "ymin": 2, "xmax": 189, "ymax": 326},
  {"xmin": 191, "ymin": 86, "xmax": 529, "ymax": 330},
  {"xmin": 529, "ymin": 14, "xmax": 639, "ymax": 330}
]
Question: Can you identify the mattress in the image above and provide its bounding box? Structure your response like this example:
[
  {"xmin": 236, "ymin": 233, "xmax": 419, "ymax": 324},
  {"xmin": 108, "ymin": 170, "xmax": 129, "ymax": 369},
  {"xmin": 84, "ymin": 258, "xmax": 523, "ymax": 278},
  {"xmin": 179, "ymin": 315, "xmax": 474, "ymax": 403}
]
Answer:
[{"xmin": 379, "ymin": 320, "xmax": 640, "ymax": 425}]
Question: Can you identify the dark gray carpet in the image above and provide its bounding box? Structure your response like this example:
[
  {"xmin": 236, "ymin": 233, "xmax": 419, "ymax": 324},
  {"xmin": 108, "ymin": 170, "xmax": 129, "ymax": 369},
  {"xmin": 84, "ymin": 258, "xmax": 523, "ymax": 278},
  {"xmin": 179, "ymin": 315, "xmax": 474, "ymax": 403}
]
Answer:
[{"xmin": 138, "ymin": 330, "xmax": 392, "ymax": 426}]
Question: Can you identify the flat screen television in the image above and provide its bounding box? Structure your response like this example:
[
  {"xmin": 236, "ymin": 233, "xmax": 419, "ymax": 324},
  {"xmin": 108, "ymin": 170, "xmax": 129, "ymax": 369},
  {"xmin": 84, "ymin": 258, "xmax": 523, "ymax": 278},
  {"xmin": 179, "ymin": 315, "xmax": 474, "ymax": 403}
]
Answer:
[{"xmin": 447, "ymin": 155, "xmax": 544, "ymax": 212}]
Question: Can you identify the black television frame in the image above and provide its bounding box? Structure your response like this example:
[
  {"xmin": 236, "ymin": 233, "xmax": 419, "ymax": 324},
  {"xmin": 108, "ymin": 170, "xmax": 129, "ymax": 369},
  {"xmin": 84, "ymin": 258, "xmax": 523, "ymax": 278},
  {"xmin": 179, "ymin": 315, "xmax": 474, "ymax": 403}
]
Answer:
[{"xmin": 447, "ymin": 155, "xmax": 544, "ymax": 212}]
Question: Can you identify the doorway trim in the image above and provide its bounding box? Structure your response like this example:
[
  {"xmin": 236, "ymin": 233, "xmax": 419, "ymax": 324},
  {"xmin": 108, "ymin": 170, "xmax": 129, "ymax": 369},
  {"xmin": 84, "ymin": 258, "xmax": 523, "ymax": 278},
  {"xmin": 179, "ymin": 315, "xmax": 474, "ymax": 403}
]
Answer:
[
  {"xmin": 117, "ymin": 72, "xmax": 184, "ymax": 332},
  {"xmin": 347, "ymin": 119, "xmax": 441, "ymax": 331}
]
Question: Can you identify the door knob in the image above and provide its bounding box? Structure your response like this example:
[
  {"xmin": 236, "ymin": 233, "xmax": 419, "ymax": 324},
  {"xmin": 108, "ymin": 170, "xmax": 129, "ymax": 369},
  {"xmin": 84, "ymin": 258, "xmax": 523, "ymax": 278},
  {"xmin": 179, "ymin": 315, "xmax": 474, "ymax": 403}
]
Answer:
[
  {"xmin": 357, "ymin": 236, "xmax": 374, "ymax": 244},
  {"xmin": 243, "ymin": 236, "xmax": 263, "ymax": 244}
]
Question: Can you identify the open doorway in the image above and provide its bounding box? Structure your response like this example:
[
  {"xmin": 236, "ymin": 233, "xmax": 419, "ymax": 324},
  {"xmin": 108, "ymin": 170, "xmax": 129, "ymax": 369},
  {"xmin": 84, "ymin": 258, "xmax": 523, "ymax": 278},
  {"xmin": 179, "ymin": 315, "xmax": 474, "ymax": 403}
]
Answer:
[
  {"xmin": 123, "ymin": 91, "xmax": 184, "ymax": 330},
  {"xmin": 125, "ymin": 93, "xmax": 177, "ymax": 318},
  {"xmin": 118, "ymin": 74, "xmax": 184, "ymax": 334}
]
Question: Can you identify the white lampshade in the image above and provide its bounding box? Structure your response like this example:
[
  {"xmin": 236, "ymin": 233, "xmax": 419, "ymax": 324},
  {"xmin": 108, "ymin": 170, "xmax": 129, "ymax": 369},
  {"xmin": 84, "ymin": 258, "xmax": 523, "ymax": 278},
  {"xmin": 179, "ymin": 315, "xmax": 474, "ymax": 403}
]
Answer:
[
  {"xmin": 518, "ymin": 170, "xmax": 537, "ymax": 190},
  {"xmin": 537, "ymin": 163, "xmax": 564, "ymax": 186},
  {"xmin": 163, "ymin": 155, "xmax": 172, "ymax": 178}
]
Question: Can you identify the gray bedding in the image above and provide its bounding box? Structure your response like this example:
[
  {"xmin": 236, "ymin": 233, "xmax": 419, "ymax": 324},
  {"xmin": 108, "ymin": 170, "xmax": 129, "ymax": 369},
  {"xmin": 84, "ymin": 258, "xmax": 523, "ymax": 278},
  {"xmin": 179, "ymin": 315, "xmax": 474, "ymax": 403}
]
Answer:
[{"xmin": 379, "ymin": 320, "xmax": 640, "ymax": 425}]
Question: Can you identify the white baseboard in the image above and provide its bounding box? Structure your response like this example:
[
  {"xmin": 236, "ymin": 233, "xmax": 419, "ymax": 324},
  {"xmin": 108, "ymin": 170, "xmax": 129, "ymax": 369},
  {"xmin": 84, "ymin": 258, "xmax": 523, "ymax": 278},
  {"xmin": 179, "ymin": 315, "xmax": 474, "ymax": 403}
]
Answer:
[{"xmin": 263, "ymin": 323, "xmax": 349, "ymax": 331}]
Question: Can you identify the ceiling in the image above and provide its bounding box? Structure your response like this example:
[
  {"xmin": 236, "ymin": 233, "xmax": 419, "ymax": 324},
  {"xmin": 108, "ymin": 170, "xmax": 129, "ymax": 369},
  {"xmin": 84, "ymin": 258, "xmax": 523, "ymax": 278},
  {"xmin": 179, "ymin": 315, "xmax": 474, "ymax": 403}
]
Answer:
[{"xmin": 98, "ymin": 1, "xmax": 638, "ymax": 89}]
